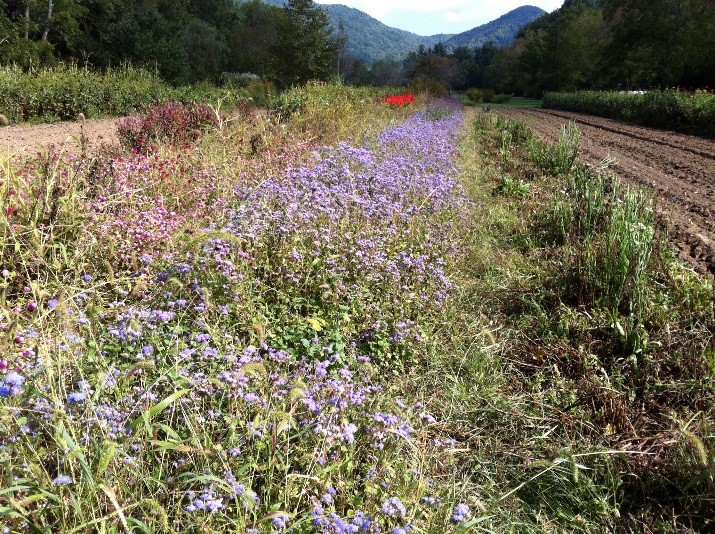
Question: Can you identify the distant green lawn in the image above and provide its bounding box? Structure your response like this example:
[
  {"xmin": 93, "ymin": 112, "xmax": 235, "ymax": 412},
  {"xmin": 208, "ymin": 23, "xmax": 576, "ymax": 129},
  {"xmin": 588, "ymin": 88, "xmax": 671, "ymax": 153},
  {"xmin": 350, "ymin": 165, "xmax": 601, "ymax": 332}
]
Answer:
[
  {"xmin": 454, "ymin": 92, "xmax": 542, "ymax": 109},
  {"xmin": 481, "ymin": 97, "xmax": 542, "ymax": 109}
]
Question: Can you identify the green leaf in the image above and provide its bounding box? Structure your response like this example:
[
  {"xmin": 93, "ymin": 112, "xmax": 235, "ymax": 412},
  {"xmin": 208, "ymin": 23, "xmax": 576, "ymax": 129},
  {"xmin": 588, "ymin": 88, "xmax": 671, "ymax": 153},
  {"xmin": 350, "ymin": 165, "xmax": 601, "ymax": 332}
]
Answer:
[
  {"xmin": 306, "ymin": 317, "xmax": 323, "ymax": 331},
  {"xmin": 130, "ymin": 389, "xmax": 190, "ymax": 431},
  {"xmin": 455, "ymin": 516, "xmax": 491, "ymax": 533}
]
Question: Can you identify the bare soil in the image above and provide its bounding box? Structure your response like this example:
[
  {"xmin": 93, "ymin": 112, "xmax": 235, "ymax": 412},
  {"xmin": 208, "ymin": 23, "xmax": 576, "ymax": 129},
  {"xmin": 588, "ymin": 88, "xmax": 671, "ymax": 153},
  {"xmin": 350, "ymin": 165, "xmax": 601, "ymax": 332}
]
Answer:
[
  {"xmin": 500, "ymin": 108, "xmax": 715, "ymax": 277},
  {"xmin": 0, "ymin": 118, "xmax": 120, "ymax": 158}
]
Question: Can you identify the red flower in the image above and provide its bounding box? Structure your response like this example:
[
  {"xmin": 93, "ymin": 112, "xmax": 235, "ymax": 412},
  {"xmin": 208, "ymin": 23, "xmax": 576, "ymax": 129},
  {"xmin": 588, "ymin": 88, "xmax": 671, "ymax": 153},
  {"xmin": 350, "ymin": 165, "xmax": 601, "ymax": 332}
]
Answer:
[
  {"xmin": 5, "ymin": 206, "xmax": 16, "ymax": 216},
  {"xmin": 381, "ymin": 94, "xmax": 415, "ymax": 107}
]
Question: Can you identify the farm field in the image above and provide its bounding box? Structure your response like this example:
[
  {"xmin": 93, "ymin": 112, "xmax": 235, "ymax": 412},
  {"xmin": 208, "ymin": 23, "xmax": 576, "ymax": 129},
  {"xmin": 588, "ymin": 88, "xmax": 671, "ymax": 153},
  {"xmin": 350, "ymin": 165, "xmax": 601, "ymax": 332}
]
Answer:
[
  {"xmin": 0, "ymin": 118, "xmax": 120, "ymax": 157},
  {"xmin": 501, "ymin": 108, "xmax": 715, "ymax": 278},
  {"xmin": 2, "ymin": 89, "xmax": 714, "ymax": 532}
]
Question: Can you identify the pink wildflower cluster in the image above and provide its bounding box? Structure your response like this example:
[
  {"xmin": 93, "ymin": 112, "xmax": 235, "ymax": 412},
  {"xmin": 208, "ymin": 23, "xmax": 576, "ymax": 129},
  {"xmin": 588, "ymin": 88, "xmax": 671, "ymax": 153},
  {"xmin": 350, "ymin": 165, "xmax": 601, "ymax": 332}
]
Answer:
[{"xmin": 87, "ymin": 152, "xmax": 226, "ymax": 268}]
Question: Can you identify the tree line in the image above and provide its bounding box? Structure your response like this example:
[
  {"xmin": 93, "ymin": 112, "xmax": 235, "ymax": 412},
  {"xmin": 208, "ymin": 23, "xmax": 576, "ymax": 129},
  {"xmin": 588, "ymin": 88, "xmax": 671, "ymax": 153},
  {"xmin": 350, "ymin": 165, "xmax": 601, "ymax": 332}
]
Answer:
[
  {"xmin": 0, "ymin": 0, "xmax": 341, "ymax": 88},
  {"xmin": 2, "ymin": 0, "xmax": 713, "ymax": 94},
  {"xmin": 347, "ymin": 0, "xmax": 714, "ymax": 95}
]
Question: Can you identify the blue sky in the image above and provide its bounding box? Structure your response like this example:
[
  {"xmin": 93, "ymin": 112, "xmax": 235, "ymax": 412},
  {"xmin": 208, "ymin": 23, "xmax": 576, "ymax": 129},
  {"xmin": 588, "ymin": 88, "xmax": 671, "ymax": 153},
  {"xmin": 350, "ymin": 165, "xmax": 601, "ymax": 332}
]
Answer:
[{"xmin": 316, "ymin": 0, "xmax": 563, "ymax": 35}]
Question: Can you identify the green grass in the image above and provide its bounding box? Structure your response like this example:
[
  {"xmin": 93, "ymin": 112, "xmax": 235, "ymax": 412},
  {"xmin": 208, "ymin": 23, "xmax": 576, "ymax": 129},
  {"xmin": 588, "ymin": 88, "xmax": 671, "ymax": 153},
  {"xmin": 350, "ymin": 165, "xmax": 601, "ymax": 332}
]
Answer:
[
  {"xmin": 1, "ymin": 86, "xmax": 713, "ymax": 532},
  {"xmin": 477, "ymin": 97, "xmax": 542, "ymax": 109},
  {"xmin": 443, "ymin": 109, "xmax": 715, "ymax": 531}
]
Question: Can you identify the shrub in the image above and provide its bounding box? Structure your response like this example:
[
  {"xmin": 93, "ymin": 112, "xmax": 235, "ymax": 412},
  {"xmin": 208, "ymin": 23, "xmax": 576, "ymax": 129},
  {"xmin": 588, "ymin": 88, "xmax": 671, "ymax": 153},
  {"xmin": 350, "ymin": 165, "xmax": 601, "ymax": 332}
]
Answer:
[
  {"xmin": 409, "ymin": 78, "xmax": 448, "ymax": 97},
  {"xmin": 465, "ymin": 88, "xmax": 483, "ymax": 103},
  {"xmin": 116, "ymin": 101, "xmax": 218, "ymax": 152},
  {"xmin": 482, "ymin": 89, "xmax": 496, "ymax": 103},
  {"xmin": 492, "ymin": 93, "xmax": 513, "ymax": 104}
]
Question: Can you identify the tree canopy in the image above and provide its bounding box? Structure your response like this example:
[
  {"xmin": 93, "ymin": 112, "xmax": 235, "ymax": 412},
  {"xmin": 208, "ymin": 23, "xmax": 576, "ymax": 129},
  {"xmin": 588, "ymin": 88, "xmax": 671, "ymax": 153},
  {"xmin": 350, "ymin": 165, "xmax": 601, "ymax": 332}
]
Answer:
[{"xmin": 0, "ymin": 0, "xmax": 341, "ymax": 86}]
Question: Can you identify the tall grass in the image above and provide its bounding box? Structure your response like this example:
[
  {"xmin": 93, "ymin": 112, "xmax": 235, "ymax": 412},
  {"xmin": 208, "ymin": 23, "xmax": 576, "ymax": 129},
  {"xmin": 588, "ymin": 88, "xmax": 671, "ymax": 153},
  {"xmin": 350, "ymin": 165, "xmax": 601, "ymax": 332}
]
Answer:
[
  {"xmin": 551, "ymin": 164, "xmax": 657, "ymax": 319},
  {"xmin": 446, "ymin": 108, "xmax": 715, "ymax": 531},
  {"xmin": 543, "ymin": 89, "xmax": 715, "ymax": 137}
]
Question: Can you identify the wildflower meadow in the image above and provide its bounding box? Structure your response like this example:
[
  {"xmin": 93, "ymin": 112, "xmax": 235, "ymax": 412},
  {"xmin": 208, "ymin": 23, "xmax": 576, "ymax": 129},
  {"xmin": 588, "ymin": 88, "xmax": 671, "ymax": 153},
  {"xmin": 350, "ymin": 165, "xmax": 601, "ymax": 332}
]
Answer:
[
  {"xmin": 2, "ymin": 84, "xmax": 714, "ymax": 533},
  {"xmin": 1, "ymin": 92, "xmax": 480, "ymax": 533}
]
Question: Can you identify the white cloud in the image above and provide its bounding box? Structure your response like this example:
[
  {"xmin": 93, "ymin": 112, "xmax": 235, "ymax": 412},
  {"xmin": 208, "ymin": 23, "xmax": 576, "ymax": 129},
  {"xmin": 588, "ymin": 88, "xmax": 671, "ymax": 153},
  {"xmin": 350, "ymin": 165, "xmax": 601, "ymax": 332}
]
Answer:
[{"xmin": 442, "ymin": 11, "xmax": 477, "ymax": 24}]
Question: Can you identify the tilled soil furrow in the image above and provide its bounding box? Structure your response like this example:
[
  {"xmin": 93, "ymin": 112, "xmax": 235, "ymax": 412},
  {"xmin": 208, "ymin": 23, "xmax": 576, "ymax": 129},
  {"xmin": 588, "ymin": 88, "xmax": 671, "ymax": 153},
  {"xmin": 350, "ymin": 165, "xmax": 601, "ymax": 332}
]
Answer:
[
  {"xmin": 532, "ymin": 109, "xmax": 715, "ymax": 161},
  {"xmin": 500, "ymin": 108, "xmax": 715, "ymax": 277}
]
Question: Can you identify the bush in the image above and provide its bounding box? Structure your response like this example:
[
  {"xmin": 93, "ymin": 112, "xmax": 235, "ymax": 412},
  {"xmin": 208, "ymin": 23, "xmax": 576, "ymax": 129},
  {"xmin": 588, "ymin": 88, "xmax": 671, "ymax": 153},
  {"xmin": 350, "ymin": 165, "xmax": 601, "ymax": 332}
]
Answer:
[
  {"xmin": 465, "ymin": 88, "xmax": 483, "ymax": 103},
  {"xmin": 409, "ymin": 79, "xmax": 448, "ymax": 97},
  {"xmin": 116, "ymin": 101, "xmax": 218, "ymax": 152},
  {"xmin": 482, "ymin": 89, "xmax": 496, "ymax": 103},
  {"xmin": 543, "ymin": 89, "xmax": 715, "ymax": 137},
  {"xmin": 492, "ymin": 93, "xmax": 513, "ymax": 104},
  {"xmin": 0, "ymin": 64, "xmax": 232, "ymax": 124}
]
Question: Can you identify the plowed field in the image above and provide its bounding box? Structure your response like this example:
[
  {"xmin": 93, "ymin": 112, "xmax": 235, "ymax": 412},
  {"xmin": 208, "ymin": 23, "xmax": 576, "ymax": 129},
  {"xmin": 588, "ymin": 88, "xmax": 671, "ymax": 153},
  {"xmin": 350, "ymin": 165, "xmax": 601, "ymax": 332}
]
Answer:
[
  {"xmin": 0, "ymin": 118, "xmax": 119, "ymax": 158},
  {"xmin": 501, "ymin": 108, "xmax": 715, "ymax": 277}
]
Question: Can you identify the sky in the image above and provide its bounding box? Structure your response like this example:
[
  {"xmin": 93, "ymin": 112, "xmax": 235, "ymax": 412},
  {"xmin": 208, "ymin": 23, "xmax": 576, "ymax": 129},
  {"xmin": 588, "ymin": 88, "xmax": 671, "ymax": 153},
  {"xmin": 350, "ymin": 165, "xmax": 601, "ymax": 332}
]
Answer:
[{"xmin": 316, "ymin": 0, "xmax": 563, "ymax": 35}]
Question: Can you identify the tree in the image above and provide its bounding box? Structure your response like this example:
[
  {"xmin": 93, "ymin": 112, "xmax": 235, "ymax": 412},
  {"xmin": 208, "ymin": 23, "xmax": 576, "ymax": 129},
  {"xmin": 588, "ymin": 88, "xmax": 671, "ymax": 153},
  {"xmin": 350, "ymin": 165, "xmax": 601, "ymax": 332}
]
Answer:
[
  {"xmin": 272, "ymin": 0, "xmax": 338, "ymax": 88},
  {"xmin": 227, "ymin": 0, "xmax": 283, "ymax": 77}
]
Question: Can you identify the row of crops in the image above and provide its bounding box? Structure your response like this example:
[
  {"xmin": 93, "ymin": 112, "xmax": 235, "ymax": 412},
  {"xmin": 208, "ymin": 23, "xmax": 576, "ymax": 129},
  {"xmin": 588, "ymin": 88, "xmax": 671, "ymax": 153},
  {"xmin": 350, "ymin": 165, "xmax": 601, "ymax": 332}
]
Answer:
[{"xmin": 543, "ymin": 89, "xmax": 715, "ymax": 137}]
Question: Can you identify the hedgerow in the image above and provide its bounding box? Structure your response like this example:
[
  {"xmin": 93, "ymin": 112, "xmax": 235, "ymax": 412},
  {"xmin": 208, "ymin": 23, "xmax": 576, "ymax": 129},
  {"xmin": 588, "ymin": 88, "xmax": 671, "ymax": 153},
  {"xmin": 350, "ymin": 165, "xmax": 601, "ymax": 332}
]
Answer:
[
  {"xmin": 0, "ymin": 64, "xmax": 231, "ymax": 123},
  {"xmin": 543, "ymin": 89, "xmax": 715, "ymax": 137}
]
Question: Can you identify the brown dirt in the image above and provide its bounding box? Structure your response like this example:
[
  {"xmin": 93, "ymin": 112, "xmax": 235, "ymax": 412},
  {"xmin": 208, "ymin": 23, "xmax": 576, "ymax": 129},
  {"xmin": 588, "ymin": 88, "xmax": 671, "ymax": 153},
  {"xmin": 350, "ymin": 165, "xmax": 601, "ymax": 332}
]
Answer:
[
  {"xmin": 0, "ymin": 118, "xmax": 120, "ymax": 158},
  {"xmin": 500, "ymin": 108, "xmax": 715, "ymax": 278}
]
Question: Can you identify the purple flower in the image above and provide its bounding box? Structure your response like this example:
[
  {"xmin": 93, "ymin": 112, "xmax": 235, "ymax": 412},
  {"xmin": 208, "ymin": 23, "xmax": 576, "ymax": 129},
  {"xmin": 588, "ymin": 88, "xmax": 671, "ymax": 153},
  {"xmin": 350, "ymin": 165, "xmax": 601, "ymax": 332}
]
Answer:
[
  {"xmin": 81, "ymin": 274, "xmax": 93, "ymax": 283},
  {"xmin": 381, "ymin": 497, "xmax": 406, "ymax": 519},
  {"xmin": 272, "ymin": 514, "xmax": 290, "ymax": 530},
  {"xmin": 0, "ymin": 372, "xmax": 24, "ymax": 397},
  {"xmin": 243, "ymin": 392, "xmax": 260, "ymax": 403},
  {"xmin": 341, "ymin": 423, "xmax": 358, "ymax": 444},
  {"xmin": 450, "ymin": 503, "xmax": 471, "ymax": 523},
  {"xmin": 67, "ymin": 391, "xmax": 87, "ymax": 404},
  {"xmin": 53, "ymin": 475, "xmax": 73, "ymax": 485},
  {"xmin": 4, "ymin": 371, "xmax": 24, "ymax": 387}
]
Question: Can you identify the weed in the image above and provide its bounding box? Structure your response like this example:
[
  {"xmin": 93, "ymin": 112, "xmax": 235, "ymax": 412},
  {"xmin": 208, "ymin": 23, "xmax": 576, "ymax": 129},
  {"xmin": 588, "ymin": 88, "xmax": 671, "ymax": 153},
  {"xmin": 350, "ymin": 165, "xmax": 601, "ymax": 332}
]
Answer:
[
  {"xmin": 116, "ymin": 101, "xmax": 218, "ymax": 152},
  {"xmin": 530, "ymin": 121, "xmax": 580, "ymax": 176}
]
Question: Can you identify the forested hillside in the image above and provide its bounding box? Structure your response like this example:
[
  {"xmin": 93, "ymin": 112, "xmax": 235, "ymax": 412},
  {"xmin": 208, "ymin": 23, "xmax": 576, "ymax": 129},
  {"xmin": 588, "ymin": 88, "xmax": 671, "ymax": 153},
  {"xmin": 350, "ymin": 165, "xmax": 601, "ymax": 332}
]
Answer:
[
  {"xmin": 0, "ymin": 0, "xmax": 545, "ymax": 83},
  {"xmin": 484, "ymin": 0, "xmax": 715, "ymax": 95},
  {"xmin": 443, "ymin": 5, "xmax": 546, "ymax": 49}
]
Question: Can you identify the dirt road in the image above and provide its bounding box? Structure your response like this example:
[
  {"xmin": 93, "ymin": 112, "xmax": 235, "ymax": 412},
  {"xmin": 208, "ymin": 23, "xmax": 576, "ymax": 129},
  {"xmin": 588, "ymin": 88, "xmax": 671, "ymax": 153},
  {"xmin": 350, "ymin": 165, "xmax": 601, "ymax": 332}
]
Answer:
[
  {"xmin": 500, "ymin": 108, "xmax": 715, "ymax": 277},
  {"xmin": 0, "ymin": 118, "xmax": 119, "ymax": 158}
]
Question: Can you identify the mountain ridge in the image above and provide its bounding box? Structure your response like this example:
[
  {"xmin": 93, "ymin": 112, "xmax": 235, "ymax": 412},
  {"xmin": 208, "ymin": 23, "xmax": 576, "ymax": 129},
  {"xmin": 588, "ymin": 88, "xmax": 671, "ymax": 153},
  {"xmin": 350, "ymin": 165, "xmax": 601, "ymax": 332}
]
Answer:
[{"xmin": 254, "ymin": 0, "xmax": 547, "ymax": 63}]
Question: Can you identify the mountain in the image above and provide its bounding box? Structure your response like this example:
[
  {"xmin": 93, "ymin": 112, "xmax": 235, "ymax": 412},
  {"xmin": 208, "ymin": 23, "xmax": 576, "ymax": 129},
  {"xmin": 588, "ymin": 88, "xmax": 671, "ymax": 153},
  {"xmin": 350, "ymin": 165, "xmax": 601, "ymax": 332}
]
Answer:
[
  {"xmin": 321, "ymin": 4, "xmax": 452, "ymax": 63},
  {"xmin": 256, "ymin": 1, "xmax": 546, "ymax": 63},
  {"xmin": 443, "ymin": 6, "xmax": 547, "ymax": 49}
]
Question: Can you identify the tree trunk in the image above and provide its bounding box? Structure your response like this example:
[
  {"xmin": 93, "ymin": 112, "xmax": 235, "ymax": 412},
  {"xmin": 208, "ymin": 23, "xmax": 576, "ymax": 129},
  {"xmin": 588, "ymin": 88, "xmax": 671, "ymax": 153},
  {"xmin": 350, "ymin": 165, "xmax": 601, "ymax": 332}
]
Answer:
[
  {"xmin": 42, "ymin": 0, "xmax": 53, "ymax": 41},
  {"xmin": 24, "ymin": 1, "xmax": 30, "ymax": 39}
]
